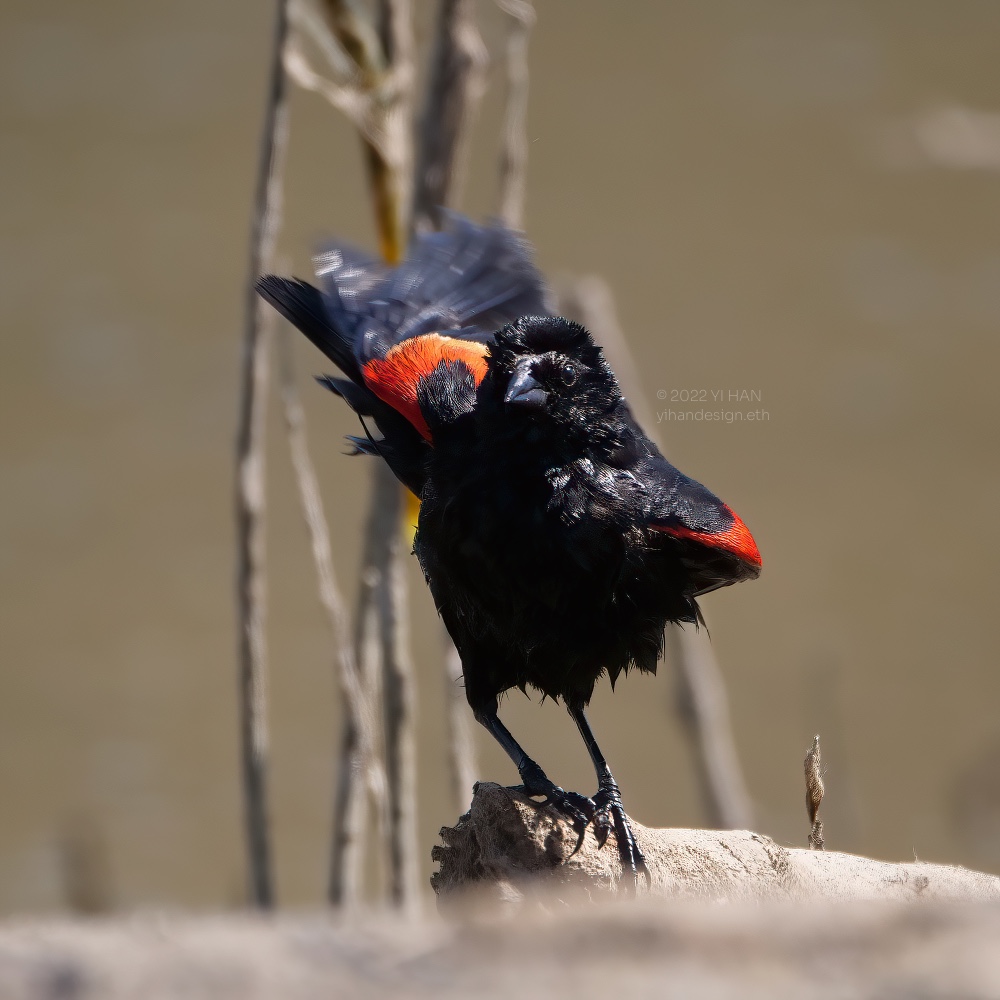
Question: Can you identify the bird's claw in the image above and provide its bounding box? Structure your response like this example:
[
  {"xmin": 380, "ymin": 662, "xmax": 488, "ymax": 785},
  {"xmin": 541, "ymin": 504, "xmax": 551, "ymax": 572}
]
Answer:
[
  {"xmin": 593, "ymin": 786, "xmax": 650, "ymax": 891},
  {"xmin": 518, "ymin": 766, "xmax": 647, "ymax": 887},
  {"xmin": 542, "ymin": 788, "xmax": 596, "ymax": 854},
  {"xmin": 524, "ymin": 784, "xmax": 595, "ymax": 852},
  {"xmin": 592, "ymin": 805, "xmax": 613, "ymax": 850},
  {"xmin": 519, "ymin": 771, "xmax": 596, "ymax": 852}
]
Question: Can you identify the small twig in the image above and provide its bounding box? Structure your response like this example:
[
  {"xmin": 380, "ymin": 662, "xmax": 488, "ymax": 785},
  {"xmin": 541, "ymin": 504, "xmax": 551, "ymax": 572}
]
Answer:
[
  {"xmin": 557, "ymin": 276, "xmax": 755, "ymax": 831},
  {"xmin": 288, "ymin": 0, "xmax": 356, "ymax": 80},
  {"xmin": 805, "ymin": 735, "xmax": 826, "ymax": 850},
  {"xmin": 235, "ymin": 0, "xmax": 291, "ymax": 910},
  {"xmin": 322, "ymin": 0, "xmax": 386, "ymax": 83},
  {"xmin": 495, "ymin": 0, "xmax": 535, "ymax": 228},
  {"xmin": 283, "ymin": 39, "xmax": 372, "ymax": 135},
  {"xmin": 411, "ymin": 0, "xmax": 489, "ymax": 235}
]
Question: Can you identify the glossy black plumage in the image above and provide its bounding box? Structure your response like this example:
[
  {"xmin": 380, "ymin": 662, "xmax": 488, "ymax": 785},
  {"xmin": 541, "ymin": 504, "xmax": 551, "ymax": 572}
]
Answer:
[
  {"xmin": 257, "ymin": 215, "xmax": 761, "ymax": 884},
  {"xmin": 415, "ymin": 319, "xmax": 757, "ymax": 710}
]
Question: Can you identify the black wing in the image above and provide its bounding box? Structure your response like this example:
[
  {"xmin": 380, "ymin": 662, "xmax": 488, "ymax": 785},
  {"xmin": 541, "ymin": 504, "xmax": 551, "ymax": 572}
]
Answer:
[{"xmin": 635, "ymin": 442, "xmax": 762, "ymax": 595}]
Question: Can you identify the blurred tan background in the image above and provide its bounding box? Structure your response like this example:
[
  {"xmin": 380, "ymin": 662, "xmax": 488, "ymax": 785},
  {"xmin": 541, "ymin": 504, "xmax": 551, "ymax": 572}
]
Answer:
[{"xmin": 2, "ymin": 0, "xmax": 1000, "ymax": 913}]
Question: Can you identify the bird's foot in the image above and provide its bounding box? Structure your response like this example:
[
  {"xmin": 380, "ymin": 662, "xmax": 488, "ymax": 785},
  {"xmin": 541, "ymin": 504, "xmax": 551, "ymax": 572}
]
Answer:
[
  {"xmin": 592, "ymin": 785, "xmax": 649, "ymax": 890},
  {"xmin": 517, "ymin": 765, "xmax": 648, "ymax": 887}
]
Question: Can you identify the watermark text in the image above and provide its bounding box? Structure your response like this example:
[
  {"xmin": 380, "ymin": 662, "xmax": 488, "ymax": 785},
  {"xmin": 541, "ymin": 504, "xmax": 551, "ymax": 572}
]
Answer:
[
  {"xmin": 656, "ymin": 388, "xmax": 762, "ymax": 402},
  {"xmin": 654, "ymin": 388, "xmax": 768, "ymax": 425}
]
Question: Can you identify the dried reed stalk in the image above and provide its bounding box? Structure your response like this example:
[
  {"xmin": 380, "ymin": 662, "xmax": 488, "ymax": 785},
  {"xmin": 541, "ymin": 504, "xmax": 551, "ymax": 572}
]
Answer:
[
  {"xmin": 286, "ymin": 0, "xmax": 419, "ymax": 908},
  {"xmin": 235, "ymin": 0, "xmax": 290, "ymax": 909},
  {"xmin": 411, "ymin": 0, "xmax": 489, "ymax": 236},
  {"xmin": 325, "ymin": 0, "xmax": 420, "ymax": 911},
  {"xmin": 277, "ymin": 329, "xmax": 388, "ymax": 905}
]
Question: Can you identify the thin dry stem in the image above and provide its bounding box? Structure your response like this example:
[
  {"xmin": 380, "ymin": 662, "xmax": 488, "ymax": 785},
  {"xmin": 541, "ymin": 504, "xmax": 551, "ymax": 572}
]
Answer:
[
  {"xmin": 283, "ymin": 40, "xmax": 371, "ymax": 134},
  {"xmin": 235, "ymin": 0, "xmax": 291, "ymax": 910},
  {"xmin": 556, "ymin": 276, "xmax": 754, "ymax": 831},
  {"xmin": 277, "ymin": 330, "xmax": 388, "ymax": 906},
  {"xmin": 314, "ymin": 0, "xmax": 419, "ymax": 910},
  {"xmin": 377, "ymin": 483, "xmax": 420, "ymax": 908},
  {"xmin": 362, "ymin": 0, "xmax": 415, "ymax": 265},
  {"xmin": 320, "ymin": 0, "xmax": 385, "ymax": 83},
  {"xmin": 285, "ymin": 0, "xmax": 416, "ymax": 908},
  {"xmin": 805, "ymin": 734, "xmax": 826, "ymax": 850},
  {"xmin": 369, "ymin": 0, "xmax": 420, "ymax": 914},
  {"xmin": 668, "ymin": 626, "xmax": 755, "ymax": 830},
  {"xmin": 347, "ymin": 465, "xmax": 416, "ymax": 908},
  {"xmin": 296, "ymin": 1, "xmax": 414, "ymax": 261},
  {"xmin": 288, "ymin": 0, "xmax": 356, "ymax": 80},
  {"xmin": 495, "ymin": 0, "xmax": 535, "ymax": 228},
  {"xmin": 411, "ymin": 0, "xmax": 489, "ymax": 235}
]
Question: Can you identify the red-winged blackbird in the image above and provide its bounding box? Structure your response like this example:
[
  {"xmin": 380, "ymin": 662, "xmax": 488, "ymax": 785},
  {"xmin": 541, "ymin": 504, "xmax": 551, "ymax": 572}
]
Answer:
[{"xmin": 258, "ymin": 215, "xmax": 761, "ymax": 883}]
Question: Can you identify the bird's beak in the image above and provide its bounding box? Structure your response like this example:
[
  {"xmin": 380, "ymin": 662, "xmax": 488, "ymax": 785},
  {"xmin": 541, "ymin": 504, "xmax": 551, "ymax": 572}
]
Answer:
[{"xmin": 504, "ymin": 366, "xmax": 548, "ymax": 411}]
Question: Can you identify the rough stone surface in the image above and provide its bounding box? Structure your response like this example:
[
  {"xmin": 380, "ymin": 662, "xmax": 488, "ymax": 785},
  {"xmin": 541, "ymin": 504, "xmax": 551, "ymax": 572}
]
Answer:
[{"xmin": 430, "ymin": 782, "xmax": 1000, "ymax": 908}]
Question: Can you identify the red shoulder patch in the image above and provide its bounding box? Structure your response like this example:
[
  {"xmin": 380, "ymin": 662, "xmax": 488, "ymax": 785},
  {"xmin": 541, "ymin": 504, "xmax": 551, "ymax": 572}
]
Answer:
[
  {"xmin": 362, "ymin": 334, "xmax": 489, "ymax": 441},
  {"xmin": 651, "ymin": 505, "xmax": 762, "ymax": 568}
]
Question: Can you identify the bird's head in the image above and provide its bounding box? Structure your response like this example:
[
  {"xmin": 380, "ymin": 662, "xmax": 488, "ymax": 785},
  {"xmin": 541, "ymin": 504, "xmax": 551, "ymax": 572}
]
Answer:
[{"xmin": 485, "ymin": 317, "xmax": 624, "ymax": 439}]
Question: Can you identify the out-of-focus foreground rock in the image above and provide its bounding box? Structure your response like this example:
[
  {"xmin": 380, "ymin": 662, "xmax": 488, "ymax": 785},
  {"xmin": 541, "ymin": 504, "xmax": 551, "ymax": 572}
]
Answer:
[
  {"xmin": 431, "ymin": 783, "xmax": 1000, "ymax": 907},
  {"xmin": 3, "ymin": 782, "xmax": 999, "ymax": 1000},
  {"xmin": 4, "ymin": 902, "xmax": 1000, "ymax": 999}
]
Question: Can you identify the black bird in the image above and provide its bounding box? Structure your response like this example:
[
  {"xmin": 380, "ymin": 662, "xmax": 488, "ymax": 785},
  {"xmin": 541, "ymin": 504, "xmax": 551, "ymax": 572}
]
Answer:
[{"xmin": 257, "ymin": 215, "xmax": 761, "ymax": 883}]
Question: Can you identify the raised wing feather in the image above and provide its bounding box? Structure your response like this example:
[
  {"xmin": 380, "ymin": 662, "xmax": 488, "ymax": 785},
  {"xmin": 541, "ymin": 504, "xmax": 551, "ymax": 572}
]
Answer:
[{"xmin": 311, "ymin": 214, "xmax": 551, "ymax": 366}]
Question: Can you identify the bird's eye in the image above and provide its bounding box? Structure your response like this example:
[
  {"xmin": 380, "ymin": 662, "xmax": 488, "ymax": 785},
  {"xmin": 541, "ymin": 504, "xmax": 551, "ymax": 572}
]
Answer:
[{"xmin": 561, "ymin": 363, "xmax": 577, "ymax": 386}]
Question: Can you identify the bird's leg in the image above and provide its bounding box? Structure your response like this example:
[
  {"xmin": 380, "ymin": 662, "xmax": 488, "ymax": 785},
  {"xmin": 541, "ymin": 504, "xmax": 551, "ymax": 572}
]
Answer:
[
  {"xmin": 568, "ymin": 704, "xmax": 649, "ymax": 887},
  {"xmin": 474, "ymin": 706, "xmax": 595, "ymax": 848}
]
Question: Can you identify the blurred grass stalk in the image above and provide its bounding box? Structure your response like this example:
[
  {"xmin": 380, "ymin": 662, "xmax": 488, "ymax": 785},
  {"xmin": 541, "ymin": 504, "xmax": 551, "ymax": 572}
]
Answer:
[
  {"xmin": 327, "ymin": 0, "xmax": 421, "ymax": 914},
  {"xmin": 277, "ymin": 325, "xmax": 389, "ymax": 908},
  {"xmin": 235, "ymin": 0, "xmax": 290, "ymax": 909},
  {"xmin": 496, "ymin": 0, "xmax": 535, "ymax": 230},
  {"xmin": 298, "ymin": 0, "xmax": 419, "ymax": 910}
]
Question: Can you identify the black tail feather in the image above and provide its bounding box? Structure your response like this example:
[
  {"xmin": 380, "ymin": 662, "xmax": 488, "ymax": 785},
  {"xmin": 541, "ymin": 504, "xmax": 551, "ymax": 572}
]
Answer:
[
  {"xmin": 256, "ymin": 275, "xmax": 363, "ymax": 382},
  {"xmin": 345, "ymin": 434, "xmax": 382, "ymax": 456}
]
